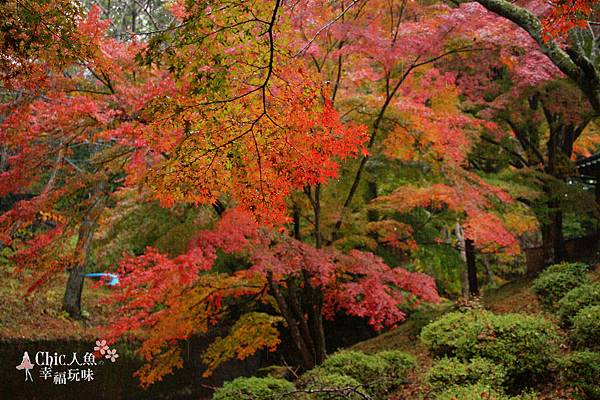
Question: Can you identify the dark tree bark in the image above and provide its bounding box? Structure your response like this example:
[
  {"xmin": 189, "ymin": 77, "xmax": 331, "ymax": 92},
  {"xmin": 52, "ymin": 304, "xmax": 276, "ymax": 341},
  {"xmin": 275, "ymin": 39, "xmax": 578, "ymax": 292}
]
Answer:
[
  {"xmin": 212, "ymin": 199, "xmax": 226, "ymax": 216},
  {"xmin": 465, "ymin": 239, "xmax": 479, "ymax": 296},
  {"xmin": 267, "ymin": 272, "xmax": 315, "ymax": 370},
  {"xmin": 62, "ymin": 187, "xmax": 107, "ymax": 319},
  {"xmin": 539, "ymin": 107, "xmax": 587, "ymax": 264},
  {"xmin": 287, "ymin": 277, "xmax": 316, "ymax": 362},
  {"xmin": 454, "ymin": 222, "xmax": 469, "ymax": 297},
  {"xmin": 292, "ymin": 205, "xmax": 301, "ymax": 240},
  {"xmin": 304, "ymin": 277, "xmax": 326, "ymax": 365},
  {"xmin": 596, "ymin": 180, "xmax": 600, "ymax": 235},
  {"xmin": 502, "ymin": 100, "xmax": 590, "ymax": 265},
  {"xmin": 541, "ymin": 194, "xmax": 566, "ymax": 264},
  {"xmin": 292, "ymin": 199, "xmax": 326, "ymax": 365}
]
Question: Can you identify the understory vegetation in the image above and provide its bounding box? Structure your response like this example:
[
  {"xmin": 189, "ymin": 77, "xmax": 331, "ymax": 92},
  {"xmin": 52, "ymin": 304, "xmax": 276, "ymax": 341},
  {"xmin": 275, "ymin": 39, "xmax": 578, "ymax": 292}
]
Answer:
[{"xmin": 211, "ymin": 262, "xmax": 600, "ymax": 399}]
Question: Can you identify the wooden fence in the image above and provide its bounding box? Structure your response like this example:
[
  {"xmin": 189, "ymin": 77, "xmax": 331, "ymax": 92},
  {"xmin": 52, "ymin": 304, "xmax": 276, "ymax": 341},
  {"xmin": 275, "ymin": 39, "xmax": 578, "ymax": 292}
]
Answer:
[{"xmin": 525, "ymin": 233, "xmax": 600, "ymax": 275}]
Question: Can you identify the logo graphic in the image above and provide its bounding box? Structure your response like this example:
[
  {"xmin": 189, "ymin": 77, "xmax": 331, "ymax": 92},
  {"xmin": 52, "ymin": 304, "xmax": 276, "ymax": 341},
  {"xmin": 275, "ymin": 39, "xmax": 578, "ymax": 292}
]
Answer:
[
  {"xmin": 16, "ymin": 339, "xmax": 119, "ymax": 384},
  {"xmin": 94, "ymin": 339, "xmax": 119, "ymax": 362},
  {"xmin": 16, "ymin": 351, "xmax": 34, "ymax": 382}
]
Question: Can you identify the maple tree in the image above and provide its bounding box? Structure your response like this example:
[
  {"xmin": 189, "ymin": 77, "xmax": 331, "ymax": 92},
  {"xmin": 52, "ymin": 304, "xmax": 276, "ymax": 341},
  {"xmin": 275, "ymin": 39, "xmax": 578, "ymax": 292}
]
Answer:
[
  {"xmin": 2, "ymin": 1, "xmax": 363, "ymax": 316},
  {"xmin": 0, "ymin": 2, "xmax": 365, "ymax": 318},
  {"xmin": 472, "ymin": 83, "xmax": 594, "ymax": 263},
  {"xmin": 96, "ymin": 1, "xmax": 451, "ymax": 381},
  {"xmin": 106, "ymin": 207, "xmax": 439, "ymax": 385},
  {"xmin": 466, "ymin": 0, "xmax": 600, "ymax": 115},
  {"xmin": 435, "ymin": 2, "xmax": 599, "ymax": 263},
  {"xmin": 277, "ymin": 0, "xmax": 543, "ymax": 297},
  {"xmin": 368, "ymin": 68, "xmax": 533, "ymax": 295},
  {"xmin": 287, "ymin": 0, "xmax": 483, "ymax": 243},
  {"xmin": 93, "ymin": 0, "xmax": 455, "ymax": 383},
  {"xmin": 0, "ymin": 6, "xmax": 144, "ymax": 317},
  {"xmin": 0, "ymin": 0, "xmax": 84, "ymax": 81}
]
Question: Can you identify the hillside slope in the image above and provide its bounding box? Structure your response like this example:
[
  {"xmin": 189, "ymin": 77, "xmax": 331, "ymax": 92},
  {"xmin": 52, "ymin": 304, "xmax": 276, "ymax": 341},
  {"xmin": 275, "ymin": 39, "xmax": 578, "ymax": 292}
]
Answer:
[{"xmin": 349, "ymin": 264, "xmax": 600, "ymax": 399}]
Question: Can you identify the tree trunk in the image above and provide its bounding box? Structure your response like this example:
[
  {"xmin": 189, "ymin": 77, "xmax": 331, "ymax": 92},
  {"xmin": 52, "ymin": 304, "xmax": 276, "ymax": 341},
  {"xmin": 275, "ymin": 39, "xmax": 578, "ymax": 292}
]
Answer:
[
  {"xmin": 292, "ymin": 205, "xmax": 301, "ymax": 240},
  {"xmin": 540, "ymin": 109, "xmax": 580, "ymax": 265},
  {"xmin": 596, "ymin": 179, "xmax": 600, "ymax": 224},
  {"xmin": 552, "ymin": 206, "xmax": 566, "ymax": 262},
  {"xmin": 455, "ymin": 222, "xmax": 470, "ymax": 298},
  {"xmin": 63, "ymin": 259, "xmax": 88, "ymax": 319},
  {"xmin": 465, "ymin": 239, "xmax": 479, "ymax": 296},
  {"xmin": 303, "ymin": 184, "xmax": 327, "ymax": 364},
  {"xmin": 287, "ymin": 277, "xmax": 316, "ymax": 362},
  {"xmin": 62, "ymin": 188, "xmax": 107, "ymax": 319},
  {"xmin": 595, "ymin": 179, "xmax": 600, "ymax": 241},
  {"xmin": 267, "ymin": 272, "xmax": 315, "ymax": 370},
  {"xmin": 308, "ymin": 288, "xmax": 326, "ymax": 364},
  {"xmin": 541, "ymin": 196, "xmax": 566, "ymax": 265}
]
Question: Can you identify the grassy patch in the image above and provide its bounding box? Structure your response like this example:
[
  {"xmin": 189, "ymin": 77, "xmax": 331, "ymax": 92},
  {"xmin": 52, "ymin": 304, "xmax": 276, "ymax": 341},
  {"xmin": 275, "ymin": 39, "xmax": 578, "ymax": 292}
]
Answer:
[{"xmin": 0, "ymin": 265, "xmax": 114, "ymax": 340}]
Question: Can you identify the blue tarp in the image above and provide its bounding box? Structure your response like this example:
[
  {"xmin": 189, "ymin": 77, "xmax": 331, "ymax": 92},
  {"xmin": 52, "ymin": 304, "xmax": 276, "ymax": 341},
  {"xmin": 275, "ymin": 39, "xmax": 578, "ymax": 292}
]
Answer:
[{"xmin": 82, "ymin": 273, "xmax": 119, "ymax": 286}]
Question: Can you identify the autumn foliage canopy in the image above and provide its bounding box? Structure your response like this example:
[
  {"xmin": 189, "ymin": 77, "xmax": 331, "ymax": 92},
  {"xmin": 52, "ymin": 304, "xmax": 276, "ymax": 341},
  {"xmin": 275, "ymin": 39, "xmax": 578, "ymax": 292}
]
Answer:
[{"xmin": 2, "ymin": 0, "xmax": 600, "ymax": 389}]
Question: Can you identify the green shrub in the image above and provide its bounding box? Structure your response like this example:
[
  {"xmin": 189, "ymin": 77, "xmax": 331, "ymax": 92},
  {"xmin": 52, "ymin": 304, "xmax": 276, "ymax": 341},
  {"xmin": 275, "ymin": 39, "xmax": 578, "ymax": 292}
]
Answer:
[
  {"xmin": 212, "ymin": 376, "xmax": 295, "ymax": 400},
  {"xmin": 434, "ymin": 384, "xmax": 505, "ymax": 400},
  {"xmin": 558, "ymin": 283, "xmax": 600, "ymax": 327},
  {"xmin": 420, "ymin": 310, "xmax": 559, "ymax": 387},
  {"xmin": 315, "ymin": 351, "xmax": 387, "ymax": 391},
  {"xmin": 559, "ymin": 351, "xmax": 600, "ymax": 399},
  {"xmin": 544, "ymin": 262, "xmax": 590, "ymax": 275},
  {"xmin": 425, "ymin": 357, "xmax": 507, "ymax": 392},
  {"xmin": 300, "ymin": 350, "xmax": 415, "ymax": 397},
  {"xmin": 375, "ymin": 350, "xmax": 417, "ymax": 384},
  {"xmin": 302, "ymin": 373, "xmax": 367, "ymax": 400},
  {"xmin": 532, "ymin": 262, "xmax": 590, "ymax": 309},
  {"xmin": 434, "ymin": 383, "xmax": 537, "ymax": 400},
  {"xmin": 572, "ymin": 305, "xmax": 600, "ymax": 350},
  {"xmin": 420, "ymin": 310, "xmax": 484, "ymax": 356}
]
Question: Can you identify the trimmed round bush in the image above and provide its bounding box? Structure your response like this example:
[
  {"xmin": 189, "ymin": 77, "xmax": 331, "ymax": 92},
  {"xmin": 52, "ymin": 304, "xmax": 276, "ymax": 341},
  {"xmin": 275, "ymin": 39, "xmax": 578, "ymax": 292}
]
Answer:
[
  {"xmin": 212, "ymin": 376, "xmax": 295, "ymax": 400},
  {"xmin": 434, "ymin": 383, "xmax": 537, "ymax": 400},
  {"xmin": 532, "ymin": 262, "xmax": 590, "ymax": 309},
  {"xmin": 544, "ymin": 262, "xmax": 590, "ymax": 275},
  {"xmin": 303, "ymin": 372, "xmax": 367, "ymax": 400},
  {"xmin": 572, "ymin": 305, "xmax": 600, "ymax": 350},
  {"xmin": 300, "ymin": 350, "xmax": 415, "ymax": 397},
  {"xmin": 420, "ymin": 310, "xmax": 559, "ymax": 387},
  {"xmin": 315, "ymin": 350, "xmax": 387, "ymax": 393},
  {"xmin": 558, "ymin": 282, "xmax": 600, "ymax": 327},
  {"xmin": 425, "ymin": 357, "xmax": 507, "ymax": 392},
  {"xmin": 420, "ymin": 310, "xmax": 484, "ymax": 356},
  {"xmin": 375, "ymin": 350, "xmax": 417, "ymax": 384},
  {"xmin": 434, "ymin": 384, "xmax": 506, "ymax": 400},
  {"xmin": 559, "ymin": 351, "xmax": 600, "ymax": 399}
]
